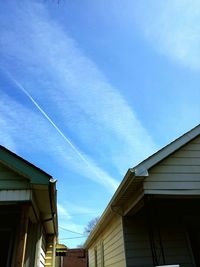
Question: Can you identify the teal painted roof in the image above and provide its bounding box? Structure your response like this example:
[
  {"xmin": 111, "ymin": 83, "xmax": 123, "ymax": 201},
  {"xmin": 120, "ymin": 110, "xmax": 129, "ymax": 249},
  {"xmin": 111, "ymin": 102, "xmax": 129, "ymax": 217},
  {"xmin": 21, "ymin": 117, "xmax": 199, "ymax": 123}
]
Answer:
[{"xmin": 0, "ymin": 145, "xmax": 52, "ymax": 185}]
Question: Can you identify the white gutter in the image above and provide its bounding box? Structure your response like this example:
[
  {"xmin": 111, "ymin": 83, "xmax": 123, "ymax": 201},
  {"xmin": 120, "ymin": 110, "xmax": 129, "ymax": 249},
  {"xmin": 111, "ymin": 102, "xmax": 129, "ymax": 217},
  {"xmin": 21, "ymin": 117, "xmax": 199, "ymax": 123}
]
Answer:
[{"xmin": 84, "ymin": 168, "xmax": 148, "ymax": 248}]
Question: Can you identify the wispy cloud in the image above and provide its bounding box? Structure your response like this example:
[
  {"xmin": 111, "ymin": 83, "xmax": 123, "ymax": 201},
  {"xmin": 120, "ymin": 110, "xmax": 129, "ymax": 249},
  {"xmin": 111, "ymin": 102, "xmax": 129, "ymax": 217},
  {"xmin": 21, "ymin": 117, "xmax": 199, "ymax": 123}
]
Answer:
[
  {"xmin": 5, "ymin": 71, "xmax": 119, "ymax": 190},
  {"xmin": 57, "ymin": 202, "xmax": 94, "ymax": 247},
  {"xmin": 0, "ymin": 90, "xmax": 118, "ymax": 192},
  {"xmin": 132, "ymin": 0, "xmax": 200, "ymax": 70},
  {"xmin": 57, "ymin": 203, "xmax": 72, "ymax": 220},
  {"xmin": 58, "ymin": 222, "xmax": 85, "ymax": 238},
  {"xmin": 58, "ymin": 221, "xmax": 86, "ymax": 247},
  {"xmin": 0, "ymin": 91, "xmax": 51, "ymax": 153},
  {"xmin": 60, "ymin": 201, "xmax": 97, "ymax": 216},
  {"xmin": 0, "ymin": 1, "xmax": 157, "ymax": 191},
  {"xmin": 0, "ymin": 116, "xmax": 17, "ymax": 152}
]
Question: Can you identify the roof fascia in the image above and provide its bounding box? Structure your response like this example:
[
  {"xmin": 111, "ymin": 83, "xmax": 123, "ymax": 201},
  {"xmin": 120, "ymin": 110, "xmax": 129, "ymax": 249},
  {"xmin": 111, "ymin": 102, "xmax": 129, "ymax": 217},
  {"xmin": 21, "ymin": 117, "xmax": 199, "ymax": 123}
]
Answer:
[
  {"xmin": 48, "ymin": 179, "xmax": 58, "ymax": 236},
  {"xmin": 84, "ymin": 124, "xmax": 200, "ymax": 248},
  {"xmin": 85, "ymin": 169, "xmax": 151, "ymax": 247},
  {"xmin": 84, "ymin": 169, "xmax": 135, "ymax": 248},
  {"xmin": 134, "ymin": 124, "xmax": 200, "ymax": 175}
]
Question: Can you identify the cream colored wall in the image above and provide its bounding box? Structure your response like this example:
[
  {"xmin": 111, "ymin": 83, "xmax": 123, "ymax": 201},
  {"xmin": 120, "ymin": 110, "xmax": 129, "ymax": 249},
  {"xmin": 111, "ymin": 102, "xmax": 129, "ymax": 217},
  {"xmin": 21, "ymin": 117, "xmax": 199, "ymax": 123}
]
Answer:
[
  {"xmin": 88, "ymin": 214, "xmax": 126, "ymax": 267},
  {"xmin": 45, "ymin": 234, "xmax": 56, "ymax": 267},
  {"xmin": 144, "ymin": 135, "xmax": 200, "ymax": 194}
]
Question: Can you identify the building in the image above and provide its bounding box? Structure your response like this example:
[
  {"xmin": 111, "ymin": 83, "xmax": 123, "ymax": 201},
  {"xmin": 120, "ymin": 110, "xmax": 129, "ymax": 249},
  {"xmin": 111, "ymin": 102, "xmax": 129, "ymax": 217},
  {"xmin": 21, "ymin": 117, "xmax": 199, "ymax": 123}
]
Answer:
[
  {"xmin": 55, "ymin": 244, "xmax": 68, "ymax": 267},
  {"xmin": 63, "ymin": 249, "xmax": 88, "ymax": 267},
  {"xmin": 0, "ymin": 145, "xmax": 58, "ymax": 267},
  {"xmin": 55, "ymin": 246, "xmax": 88, "ymax": 267},
  {"xmin": 85, "ymin": 124, "xmax": 200, "ymax": 267}
]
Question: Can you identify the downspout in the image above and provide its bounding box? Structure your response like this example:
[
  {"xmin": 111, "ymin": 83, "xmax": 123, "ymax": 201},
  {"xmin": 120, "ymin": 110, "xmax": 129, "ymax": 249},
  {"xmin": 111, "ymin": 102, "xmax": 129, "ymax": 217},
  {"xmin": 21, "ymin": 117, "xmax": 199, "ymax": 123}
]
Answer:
[
  {"xmin": 48, "ymin": 178, "xmax": 58, "ymax": 237},
  {"xmin": 48, "ymin": 178, "xmax": 58, "ymax": 267}
]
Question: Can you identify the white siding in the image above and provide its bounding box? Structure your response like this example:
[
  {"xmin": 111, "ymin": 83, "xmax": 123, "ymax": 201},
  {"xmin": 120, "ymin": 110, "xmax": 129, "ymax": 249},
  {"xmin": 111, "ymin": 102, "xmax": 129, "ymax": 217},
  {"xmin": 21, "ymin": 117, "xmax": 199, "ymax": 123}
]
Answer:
[
  {"xmin": 88, "ymin": 214, "xmax": 126, "ymax": 267},
  {"xmin": 0, "ymin": 189, "xmax": 31, "ymax": 201},
  {"xmin": 37, "ymin": 232, "xmax": 46, "ymax": 267},
  {"xmin": 144, "ymin": 136, "xmax": 200, "ymax": 194}
]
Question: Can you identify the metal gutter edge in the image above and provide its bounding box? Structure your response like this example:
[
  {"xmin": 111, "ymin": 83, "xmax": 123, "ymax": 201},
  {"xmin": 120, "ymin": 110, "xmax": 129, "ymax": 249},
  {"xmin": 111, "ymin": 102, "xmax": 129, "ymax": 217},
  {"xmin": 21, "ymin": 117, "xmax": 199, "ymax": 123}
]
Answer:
[
  {"xmin": 84, "ymin": 168, "xmax": 135, "ymax": 248},
  {"xmin": 49, "ymin": 178, "xmax": 58, "ymax": 237},
  {"xmin": 84, "ymin": 124, "xmax": 200, "ymax": 248},
  {"xmin": 134, "ymin": 124, "xmax": 200, "ymax": 175}
]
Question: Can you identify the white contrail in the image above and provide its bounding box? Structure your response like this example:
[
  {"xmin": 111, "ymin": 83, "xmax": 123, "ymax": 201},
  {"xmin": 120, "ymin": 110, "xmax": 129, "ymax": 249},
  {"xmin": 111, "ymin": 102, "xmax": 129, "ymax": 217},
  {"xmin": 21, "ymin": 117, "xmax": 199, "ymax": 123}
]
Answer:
[
  {"xmin": 5, "ymin": 71, "xmax": 91, "ymax": 165},
  {"xmin": 3, "ymin": 70, "xmax": 118, "ymax": 191}
]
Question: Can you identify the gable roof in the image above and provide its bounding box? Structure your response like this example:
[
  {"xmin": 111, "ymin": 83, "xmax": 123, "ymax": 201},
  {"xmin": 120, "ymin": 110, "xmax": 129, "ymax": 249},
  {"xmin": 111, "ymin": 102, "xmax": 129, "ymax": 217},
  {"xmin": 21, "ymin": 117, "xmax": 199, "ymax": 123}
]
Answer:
[
  {"xmin": 0, "ymin": 145, "xmax": 52, "ymax": 185},
  {"xmin": 0, "ymin": 145, "xmax": 58, "ymax": 235},
  {"xmin": 132, "ymin": 124, "xmax": 200, "ymax": 177},
  {"xmin": 84, "ymin": 124, "xmax": 200, "ymax": 248}
]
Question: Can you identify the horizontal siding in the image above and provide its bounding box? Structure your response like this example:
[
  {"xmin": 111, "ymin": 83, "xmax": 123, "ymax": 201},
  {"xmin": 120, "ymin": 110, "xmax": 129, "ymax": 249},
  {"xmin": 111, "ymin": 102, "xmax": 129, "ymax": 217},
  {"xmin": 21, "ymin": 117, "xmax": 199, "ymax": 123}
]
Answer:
[
  {"xmin": 145, "ymin": 136, "xmax": 200, "ymax": 192},
  {"xmin": 40, "ymin": 233, "xmax": 46, "ymax": 267},
  {"xmin": 123, "ymin": 213, "xmax": 194, "ymax": 267},
  {"xmin": 0, "ymin": 189, "xmax": 31, "ymax": 201},
  {"xmin": 145, "ymin": 173, "xmax": 200, "ymax": 182},
  {"xmin": 189, "ymin": 136, "xmax": 200, "ymax": 144},
  {"xmin": 150, "ymin": 165, "xmax": 200, "ymax": 173},
  {"xmin": 182, "ymin": 144, "xmax": 200, "ymax": 150},
  {"xmin": 88, "ymin": 250, "xmax": 94, "ymax": 265},
  {"xmin": 104, "ymin": 259, "xmax": 125, "ymax": 267},
  {"xmin": 161, "ymin": 224, "xmax": 193, "ymax": 267},
  {"xmin": 144, "ymin": 181, "xmax": 200, "ymax": 190},
  {"xmin": 104, "ymin": 239, "xmax": 124, "ymax": 257},
  {"xmin": 160, "ymin": 157, "xmax": 200, "ymax": 165},
  {"xmin": 123, "ymin": 217, "xmax": 153, "ymax": 267},
  {"xmin": 88, "ymin": 214, "xmax": 125, "ymax": 267},
  {"xmin": 104, "ymin": 252, "xmax": 124, "ymax": 266},
  {"xmin": 173, "ymin": 150, "xmax": 200, "ymax": 158}
]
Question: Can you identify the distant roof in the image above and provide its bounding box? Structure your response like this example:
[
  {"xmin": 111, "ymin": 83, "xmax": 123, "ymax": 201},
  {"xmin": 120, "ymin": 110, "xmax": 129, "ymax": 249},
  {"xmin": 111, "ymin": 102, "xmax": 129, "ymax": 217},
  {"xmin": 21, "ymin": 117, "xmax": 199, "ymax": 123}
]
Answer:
[{"xmin": 56, "ymin": 244, "xmax": 68, "ymax": 252}]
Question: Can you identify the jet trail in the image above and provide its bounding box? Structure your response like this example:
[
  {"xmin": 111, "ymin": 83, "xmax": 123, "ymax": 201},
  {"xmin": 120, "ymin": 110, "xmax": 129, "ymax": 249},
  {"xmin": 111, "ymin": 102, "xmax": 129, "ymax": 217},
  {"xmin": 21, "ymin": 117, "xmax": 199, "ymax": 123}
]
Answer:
[
  {"xmin": 3, "ymin": 70, "xmax": 118, "ymax": 191},
  {"xmin": 5, "ymin": 71, "xmax": 91, "ymax": 165}
]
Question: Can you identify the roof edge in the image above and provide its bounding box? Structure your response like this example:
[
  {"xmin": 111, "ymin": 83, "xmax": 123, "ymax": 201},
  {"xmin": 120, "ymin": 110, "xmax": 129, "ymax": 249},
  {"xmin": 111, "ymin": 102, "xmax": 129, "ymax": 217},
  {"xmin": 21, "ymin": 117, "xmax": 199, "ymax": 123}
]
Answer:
[
  {"xmin": 84, "ymin": 124, "xmax": 200, "ymax": 248},
  {"xmin": 84, "ymin": 168, "xmax": 135, "ymax": 248},
  {"xmin": 134, "ymin": 124, "xmax": 200, "ymax": 174},
  {"xmin": 0, "ymin": 145, "xmax": 52, "ymax": 184}
]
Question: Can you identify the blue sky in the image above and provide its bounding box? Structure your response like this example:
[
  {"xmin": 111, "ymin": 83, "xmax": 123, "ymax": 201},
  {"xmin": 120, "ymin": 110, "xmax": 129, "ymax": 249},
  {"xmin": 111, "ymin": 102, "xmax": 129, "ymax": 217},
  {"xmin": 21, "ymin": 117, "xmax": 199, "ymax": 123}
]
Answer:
[{"xmin": 0, "ymin": 0, "xmax": 200, "ymax": 247}]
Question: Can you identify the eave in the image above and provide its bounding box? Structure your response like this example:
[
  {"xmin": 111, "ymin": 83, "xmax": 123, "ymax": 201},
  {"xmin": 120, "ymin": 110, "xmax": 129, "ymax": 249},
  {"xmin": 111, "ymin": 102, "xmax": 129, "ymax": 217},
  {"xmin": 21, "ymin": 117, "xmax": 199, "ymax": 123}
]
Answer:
[{"xmin": 84, "ymin": 124, "xmax": 200, "ymax": 248}]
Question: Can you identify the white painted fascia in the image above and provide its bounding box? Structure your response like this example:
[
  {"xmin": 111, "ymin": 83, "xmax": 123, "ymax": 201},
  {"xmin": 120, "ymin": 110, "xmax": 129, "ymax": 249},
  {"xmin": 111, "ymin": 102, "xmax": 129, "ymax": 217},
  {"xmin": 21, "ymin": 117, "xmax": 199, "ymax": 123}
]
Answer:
[{"xmin": 133, "ymin": 124, "xmax": 200, "ymax": 175}]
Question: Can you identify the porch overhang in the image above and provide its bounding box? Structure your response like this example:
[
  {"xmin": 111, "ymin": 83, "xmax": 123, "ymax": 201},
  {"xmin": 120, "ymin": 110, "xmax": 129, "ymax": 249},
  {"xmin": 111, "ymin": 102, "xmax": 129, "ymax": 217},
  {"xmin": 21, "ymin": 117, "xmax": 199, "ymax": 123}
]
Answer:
[{"xmin": 84, "ymin": 168, "xmax": 147, "ymax": 247}]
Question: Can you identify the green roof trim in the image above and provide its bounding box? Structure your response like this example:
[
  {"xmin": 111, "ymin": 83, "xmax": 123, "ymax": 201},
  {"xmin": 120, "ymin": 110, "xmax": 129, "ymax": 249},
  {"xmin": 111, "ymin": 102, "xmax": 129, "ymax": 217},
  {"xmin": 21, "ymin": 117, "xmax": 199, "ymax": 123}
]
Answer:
[{"xmin": 0, "ymin": 146, "xmax": 52, "ymax": 185}]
